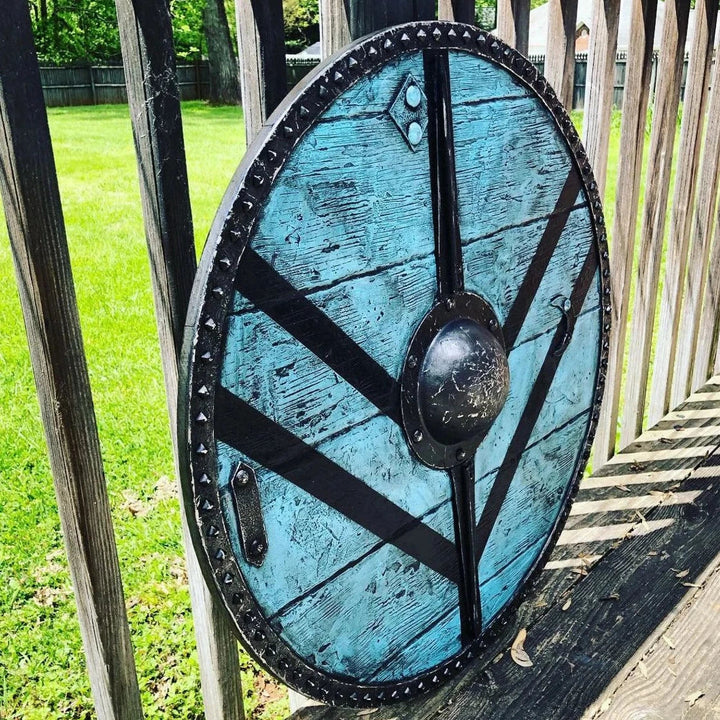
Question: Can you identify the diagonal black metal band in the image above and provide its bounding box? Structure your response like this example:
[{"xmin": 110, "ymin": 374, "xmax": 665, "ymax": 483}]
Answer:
[
  {"xmin": 215, "ymin": 385, "xmax": 461, "ymax": 585},
  {"xmin": 424, "ymin": 48, "xmax": 464, "ymax": 298},
  {"xmin": 502, "ymin": 170, "xmax": 584, "ymax": 349},
  {"xmin": 474, "ymin": 245, "xmax": 598, "ymax": 564},
  {"xmin": 235, "ymin": 247, "xmax": 403, "ymax": 426}
]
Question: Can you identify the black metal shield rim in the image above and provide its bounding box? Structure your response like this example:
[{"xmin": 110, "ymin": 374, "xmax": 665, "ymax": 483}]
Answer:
[{"xmin": 179, "ymin": 20, "xmax": 612, "ymax": 707}]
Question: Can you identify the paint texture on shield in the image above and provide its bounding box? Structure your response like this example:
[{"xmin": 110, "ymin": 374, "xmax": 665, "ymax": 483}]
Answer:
[{"xmin": 180, "ymin": 21, "xmax": 609, "ymax": 706}]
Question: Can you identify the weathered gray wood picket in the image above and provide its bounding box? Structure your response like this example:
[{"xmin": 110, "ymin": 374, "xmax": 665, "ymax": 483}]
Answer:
[{"xmin": 2, "ymin": 0, "xmax": 720, "ymax": 717}]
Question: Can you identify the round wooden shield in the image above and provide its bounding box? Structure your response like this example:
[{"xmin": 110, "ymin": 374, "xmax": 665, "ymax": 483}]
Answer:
[{"xmin": 180, "ymin": 21, "xmax": 610, "ymax": 706}]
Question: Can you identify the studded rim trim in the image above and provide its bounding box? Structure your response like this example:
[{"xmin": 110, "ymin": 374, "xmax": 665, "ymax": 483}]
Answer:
[{"xmin": 179, "ymin": 20, "xmax": 611, "ymax": 707}]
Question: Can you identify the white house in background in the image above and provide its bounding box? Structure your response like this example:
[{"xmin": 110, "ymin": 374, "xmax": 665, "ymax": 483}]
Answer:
[{"xmin": 507, "ymin": 0, "xmax": 715, "ymax": 56}]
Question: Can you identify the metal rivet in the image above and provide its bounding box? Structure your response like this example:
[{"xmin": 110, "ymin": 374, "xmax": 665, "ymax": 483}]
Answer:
[
  {"xmin": 207, "ymin": 525, "xmax": 219, "ymax": 537},
  {"xmin": 456, "ymin": 448, "xmax": 467, "ymax": 462},
  {"xmin": 250, "ymin": 538, "xmax": 265, "ymax": 555},
  {"xmin": 488, "ymin": 318, "xmax": 498, "ymax": 331},
  {"xmin": 448, "ymin": 29, "xmax": 457, "ymax": 39},
  {"xmin": 196, "ymin": 412, "xmax": 208, "ymax": 423},
  {"xmin": 400, "ymin": 33, "xmax": 411, "ymax": 45},
  {"xmin": 283, "ymin": 125, "xmax": 294, "ymax": 137},
  {"xmin": 333, "ymin": 71, "xmax": 344, "ymax": 84},
  {"xmin": 432, "ymin": 27, "xmax": 442, "ymax": 41},
  {"xmin": 413, "ymin": 429, "xmax": 424, "ymax": 443},
  {"xmin": 211, "ymin": 286, "xmax": 224, "ymax": 298},
  {"xmin": 199, "ymin": 473, "xmax": 211, "ymax": 485},
  {"xmin": 219, "ymin": 257, "xmax": 231, "ymax": 269},
  {"xmin": 252, "ymin": 174, "xmax": 264, "ymax": 187},
  {"xmin": 299, "ymin": 105, "xmax": 309, "ymax": 119},
  {"xmin": 445, "ymin": 296, "xmax": 455, "ymax": 311},
  {"xmin": 236, "ymin": 469, "xmax": 249, "ymax": 486},
  {"xmin": 407, "ymin": 355, "xmax": 417, "ymax": 368},
  {"xmin": 347, "ymin": 57, "xmax": 358, "ymax": 70},
  {"xmin": 563, "ymin": 298, "xmax": 572, "ymax": 312},
  {"xmin": 462, "ymin": 30, "xmax": 472, "ymax": 43},
  {"xmin": 405, "ymin": 84, "xmax": 422, "ymax": 109},
  {"xmin": 318, "ymin": 85, "xmax": 329, "ymax": 98},
  {"xmin": 214, "ymin": 548, "xmax": 226, "ymax": 560},
  {"xmin": 407, "ymin": 121, "xmax": 423, "ymax": 145},
  {"xmin": 204, "ymin": 318, "xmax": 216, "ymax": 330},
  {"xmin": 196, "ymin": 443, "xmax": 208, "ymax": 455},
  {"xmin": 241, "ymin": 199, "xmax": 254, "ymax": 212},
  {"xmin": 417, "ymin": 29, "xmax": 427, "ymax": 41},
  {"xmin": 201, "ymin": 351, "xmax": 211, "ymax": 361},
  {"xmin": 200, "ymin": 498, "xmax": 213, "ymax": 511},
  {"xmin": 368, "ymin": 46, "xmax": 378, "ymax": 57},
  {"xmin": 198, "ymin": 384, "xmax": 209, "ymax": 396},
  {"xmin": 383, "ymin": 39, "xmax": 393, "ymax": 50},
  {"xmin": 223, "ymin": 572, "xmax": 234, "ymax": 585}
]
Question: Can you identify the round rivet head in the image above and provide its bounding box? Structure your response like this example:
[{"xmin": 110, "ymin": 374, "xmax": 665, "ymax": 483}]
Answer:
[
  {"xmin": 407, "ymin": 355, "xmax": 418, "ymax": 368},
  {"xmin": 237, "ymin": 470, "xmax": 249, "ymax": 486},
  {"xmin": 405, "ymin": 84, "xmax": 422, "ymax": 109},
  {"xmin": 413, "ymin": 429, "xmax": 424, "ymax": 443},
  {"xmin": 563, "ymin": 298, "xmax": 572, "ymax": 312},
  {"xmin": 456, "ymin": 448, "xmax": 467, "ymax": 462},
  {"xmin": 250, "ymin": 538, "xmax": 265, "ymax": 555},
  {"xmin": 407, "ymin": 121, "xmax": 423, "ymax": 145},
  {"xmin": 445, "ymin": 296, "xmax": 456, "ymax": 311}
]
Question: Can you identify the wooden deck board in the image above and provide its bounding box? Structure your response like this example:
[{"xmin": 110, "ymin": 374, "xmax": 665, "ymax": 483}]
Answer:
[{"xmin": 288, "ymin": 376, "xmax": 720, "ymax": 719}]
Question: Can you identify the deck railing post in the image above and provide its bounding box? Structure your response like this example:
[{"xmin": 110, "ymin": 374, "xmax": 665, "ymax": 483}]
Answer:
[
  {"xmin": 114, "ymin": 1, "xmax": 244, "ymax": 718},
  {"xmin": 0, "ymin": 3, "xmax": 144, "ymax": 718}
]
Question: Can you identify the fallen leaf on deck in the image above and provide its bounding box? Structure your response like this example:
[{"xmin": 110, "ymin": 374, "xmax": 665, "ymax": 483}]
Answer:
[
  {"xmin": 662, "ymin": 634, "xmax": 676, "ymax": 649},
  {"xmin": 562, "ymin": 597, "xmax": 572, "ymax": 611},
  {"xmin": 675, "ymin": 569, "xmax": 689, "ymax": 578},
  {"xmin": 357, "ymin": 709, "xmax": 378, "ymax": 716},
  {"xmin": 599, "ymin": 697, "xmax": 612, "ymax": 713},
  {"xmin": 511, "ymin": 628, "xmax": 533, "ymax": 668},
  {"xmin": 682, "ymin": 582, "xmax": 702, "ymax": 588},
  {"xmin": 638, "ymin": 660, "xmax": 649, "ymax": 679},
  {"xmin": 685, "ymin": 691, "xmax": 705, "ymax": 707},
  {"xmin": 617, "ymin": 485, "xmax": 630, "ymax": 493}
]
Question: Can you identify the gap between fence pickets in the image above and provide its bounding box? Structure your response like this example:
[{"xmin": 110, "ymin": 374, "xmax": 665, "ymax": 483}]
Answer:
[{"xmin": 582, "ymin": 548, "xmax": 720, "ymax": 718}]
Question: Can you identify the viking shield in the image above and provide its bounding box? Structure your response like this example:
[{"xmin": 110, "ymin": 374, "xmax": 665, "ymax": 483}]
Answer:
[{"xmin": 180, "ymin": 21, "xmax": 609, "ymax": 706}]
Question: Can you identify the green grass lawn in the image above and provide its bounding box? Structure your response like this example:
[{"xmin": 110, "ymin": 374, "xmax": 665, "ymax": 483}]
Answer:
[
  {"xmin": 0, "ymin": 101, "xmax": 288, "ymax": 720},
  {"xmin": 0, "ymin": 100, "xmax": 679, "ymax": 719}
]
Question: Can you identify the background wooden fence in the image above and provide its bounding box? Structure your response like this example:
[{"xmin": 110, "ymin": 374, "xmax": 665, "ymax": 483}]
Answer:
[{"xmin": 2, "ymin": 0, "xmax": 720, "ymax": 718}]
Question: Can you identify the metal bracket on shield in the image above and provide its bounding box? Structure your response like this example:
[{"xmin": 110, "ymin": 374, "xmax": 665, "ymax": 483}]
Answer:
[
  {"xmin": 389, "ymin": 73, "xmax": 428, "ymax": 150},
  {"xmin": 550, "ymin": 294, "xmax": 576, "ymax": 357},
  {"xmin": 230, "ymin": 462, "xmax": 268, "ymax": 567}
]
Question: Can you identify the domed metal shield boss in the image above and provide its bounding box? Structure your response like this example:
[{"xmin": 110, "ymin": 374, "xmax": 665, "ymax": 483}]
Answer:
[{"xmin": 180, "ymin": 20, "xmax": 610, "ymax": 708}]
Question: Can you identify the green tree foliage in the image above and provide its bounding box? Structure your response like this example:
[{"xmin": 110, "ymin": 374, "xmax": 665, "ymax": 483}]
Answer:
[{"xmin": 284, "ymin": 0, "xmax": 319, "ymax": 53}]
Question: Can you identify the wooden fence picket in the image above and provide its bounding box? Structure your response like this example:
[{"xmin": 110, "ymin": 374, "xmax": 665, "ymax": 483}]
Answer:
[
  {"xmin": 0, "ymin": 2, "xmax": 143, "ymax": 718},
  {"xmin": 544, "ymin": 0, "xmax": 578, "ymax": 111},
  {"xmin": 438, "ymin": 0, "xmax": 476, "ymax": 24},
  {"xmin": 114, "ymin": 0, "xmax": 244, "ymax": 717},
  {"xmin": 496, "ymin": 0, "xmax": 530, "ymax": 56},
  {"xmin": 620, "ymin": 0, "xmax": 691, "ymax": 449},
  {"xmin": 582, "ymin": 0, "xmax": 621, "ymax": 196},
  {"xmin": 673, "ymin": 46, "xmax": 720, "ymax": 403},
  {"xmin": 648, "ymin": 0, "xmax": 718, "ymax": 425},
  {"xmin": 593, "ymin": 0, "xmax": 659, "ymax": 464}
]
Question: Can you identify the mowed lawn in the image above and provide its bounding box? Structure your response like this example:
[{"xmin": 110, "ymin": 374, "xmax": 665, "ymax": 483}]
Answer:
[
  {"xmin": 0, "ymin": 102, "xmax": 289, "ymax": 720},
  {"xmin": 0, "ymin": 100, "xmax": 676, "ymax": 718}
]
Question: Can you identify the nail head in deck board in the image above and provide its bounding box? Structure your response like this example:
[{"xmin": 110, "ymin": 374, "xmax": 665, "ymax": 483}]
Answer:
[
  {"xmin": 593, "ymin": 0, "xmax": 659, "ymax": 464},
  {"xmin": 0, "ymin": 2, "xmax": 143, "ymax": 718},
  {"xmin": 649, "ymin": 0, "xmax": 719, "ymax": 426},
  {"xmin": 620, "ymin": 0, "xmax": 692, "ymax": 449},
  {"xmin": 180, "ymin": 22, "xmax": 607, "ymax": 703},
  {"xmin": 114, "ymin": 0, "xmax": 243, "ymax": 716}
]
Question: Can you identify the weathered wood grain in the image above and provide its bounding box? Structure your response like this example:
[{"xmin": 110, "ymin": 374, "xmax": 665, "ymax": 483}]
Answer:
[
  {"xmin": 496, "ymin": 0, "xmax": 530, "ymax": 56},
  {"xmin": 438, "ymin": 0, "xmax": 475, "ymax": 24},
  {"xmin": 620, "ymin": 0, "xmax": 691, "ymax": 449},
  {"xmin": 649, "ymin": 0, "xmax": 719, "ymax": 425},
  {"xmin": 543, "ymin": 0, "xmax": 578, "ymax": 111},
  {"xmin": 0, "ymin": 3, "xmax": 143, "ymax": 718},
  {"xmin": 582, "ymin": 0, "xmax": 621, "ymax": 196},
  {"xmin": 113, "ymin": 0, "xmax": 243, "ymax": 717},
  {"xmin": 692, "ymin": 188, "xmax": 720, "ymax": 393},
  {"xmin": 593, "ymin": 0, "xmax": 659, "ymax": 464},
  {"xmin": 599, "ymin": 552, "xmax": 720, "ymax": 719},
  {"xmin": 235, "ymin": 0, "xmax": 286, "ymax": 144},
  {"xmin": 673, "ymin": 48, "xmax": 720, "ymax": 405}
]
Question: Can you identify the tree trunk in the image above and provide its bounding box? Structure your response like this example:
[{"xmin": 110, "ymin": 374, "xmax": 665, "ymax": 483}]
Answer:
[{"xmin": 204, "ymin": 0, "xmax": 241, "ymax": 105}]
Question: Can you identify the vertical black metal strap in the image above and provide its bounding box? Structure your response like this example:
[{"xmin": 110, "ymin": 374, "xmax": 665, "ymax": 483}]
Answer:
[
  {"xmin": 424, "ymin": 49, "xmax": 464, "ymax": 298},
  {"xmin": 449, "ymin": 461, "xmax": 482, "ymax": 641}
]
